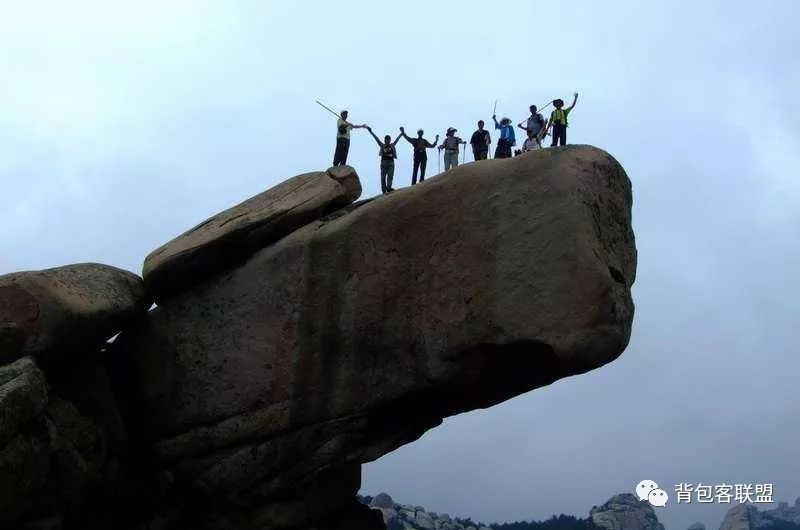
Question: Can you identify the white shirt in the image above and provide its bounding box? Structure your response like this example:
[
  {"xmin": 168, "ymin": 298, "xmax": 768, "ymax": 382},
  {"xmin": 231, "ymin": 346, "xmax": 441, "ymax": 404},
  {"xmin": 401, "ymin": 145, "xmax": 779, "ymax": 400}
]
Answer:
[{"xmin": 522, "ymin": 138, "xmax": 540, "ymax": 152}]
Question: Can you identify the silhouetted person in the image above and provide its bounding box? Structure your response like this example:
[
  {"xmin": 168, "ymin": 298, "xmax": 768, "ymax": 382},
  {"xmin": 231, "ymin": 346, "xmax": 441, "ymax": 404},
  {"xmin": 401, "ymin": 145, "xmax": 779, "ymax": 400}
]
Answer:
[
  {"xmin": 367, "ymin": 127, "xmax": 401, "ymax": 194},
  {"xmin": 400, "ymin": 127, "xmax": 438, "ymax": 184},
  {"xmin": 333, "ymin": 110, "xmax": 367, "ymax": 166},
  {"xmin": 470, "ymin": 120, "xmax": 491, "ymax": 161}
]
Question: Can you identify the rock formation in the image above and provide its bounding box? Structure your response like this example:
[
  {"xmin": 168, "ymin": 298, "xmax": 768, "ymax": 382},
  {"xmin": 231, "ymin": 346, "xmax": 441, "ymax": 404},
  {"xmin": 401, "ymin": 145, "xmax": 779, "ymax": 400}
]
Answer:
[
  {"xmin": 719, "ymin": 498, "xmax": 800, "ymax": 530},
  {"xmin": 142, "ymin": 166, "xmax": 362, "ymax": 302},
  {"xmin": 589, "ymin": 494, "xmax": 665, "ymax": 530},
  {"xmin": 0, "ymin": 146, "xmax": 637, "ymax": 530},
  {"xmin": 0, "ymin": 263, "xmax": 148, "ymax": 366},
  {"xmin": 365, "ymin": 493, "xmax": 493, "ymax": 530}
]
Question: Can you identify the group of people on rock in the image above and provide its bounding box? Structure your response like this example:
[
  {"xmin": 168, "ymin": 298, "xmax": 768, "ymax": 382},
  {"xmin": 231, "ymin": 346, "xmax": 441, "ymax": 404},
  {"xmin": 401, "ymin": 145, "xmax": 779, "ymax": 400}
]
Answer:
[{"xmin": 331, "ymin": 93, "xmax": 578, "ymax": 194}]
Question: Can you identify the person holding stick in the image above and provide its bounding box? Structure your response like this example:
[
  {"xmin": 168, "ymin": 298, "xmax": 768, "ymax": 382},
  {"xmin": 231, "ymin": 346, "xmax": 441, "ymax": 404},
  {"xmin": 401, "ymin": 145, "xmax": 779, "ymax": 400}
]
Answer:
[
  {"xmin": 366, "ymin": 127, "xmax": 401, "ymax": 194},
  {"xmin": 492, "ymin": 115, "xmax": 515, "ymax": 159},
  {"xmin": 546, "ymin": 93, "xmax": 578, "ymax": 147},
  {"xmin": 399, "ymin": 127, "xmax": 438, "ymax": 185},
  {"xmin": 333, "ymin": 110, "xmax": 367, "ymax": 166},
  {"xmin": 438, "ymin": 128, "xmax": 466, "ymax": 171},
  {"xmin": 470, "ymin": 120, "xmax": 491, "ymax": 161},
  {"xmin": 518, "ymin": 105, "xmax": 547, "ymax": 148}
]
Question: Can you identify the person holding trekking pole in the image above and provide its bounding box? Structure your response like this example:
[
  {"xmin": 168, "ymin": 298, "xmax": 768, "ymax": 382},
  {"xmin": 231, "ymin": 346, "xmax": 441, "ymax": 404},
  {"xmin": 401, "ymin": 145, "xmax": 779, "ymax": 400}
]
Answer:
[
  {"xmin": 333, "ymin": 110, "xmax": 367, "ymax": 166},
  {"xmin": 492, "ymin": 115, "xmax": 515, "ymax": 159},
  {"xmin": 367, "ymin": 127, "xmax": 401, "ymax": 194},
  {"xmin": 518, "ymin": 105, "xmax": 547, "ymax": 148},
  {"xmin": 399, "ymin": 127, "xmax": 439, "ymax": 185},
  {"xmin": 545, "ymin": 93, "xmax": 578, "ymax": 147},
  {"xmin": 438, "ymin": 128, "xmax": 466, "ymax": 171}
]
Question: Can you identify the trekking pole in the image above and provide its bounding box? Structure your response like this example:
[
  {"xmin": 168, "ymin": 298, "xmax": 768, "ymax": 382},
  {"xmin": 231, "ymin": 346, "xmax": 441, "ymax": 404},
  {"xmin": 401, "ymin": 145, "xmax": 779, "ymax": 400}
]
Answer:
[
  {"xmin": 315, "ymin": 99, "xmax": 342, "ymax": 119},
  {"xmin": 438, "ymin": 149, "xmax": 441, "ymax": 173},
  {"xmin": 462, "ymin": 143, "xmax": 466, "ymax": 164}
]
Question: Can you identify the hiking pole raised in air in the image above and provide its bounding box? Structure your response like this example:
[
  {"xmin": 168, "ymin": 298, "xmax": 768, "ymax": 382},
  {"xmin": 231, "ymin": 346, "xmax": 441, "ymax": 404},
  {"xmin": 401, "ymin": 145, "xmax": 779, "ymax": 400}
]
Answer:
[{"xmin": 315, "ymin": 99, "xmax": 341, "ymax": 119}]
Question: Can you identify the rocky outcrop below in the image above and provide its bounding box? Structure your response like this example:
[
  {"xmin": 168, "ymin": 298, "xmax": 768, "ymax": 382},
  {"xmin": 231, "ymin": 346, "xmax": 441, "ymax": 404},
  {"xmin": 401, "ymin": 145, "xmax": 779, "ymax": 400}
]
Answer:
[
  {"xmin": 720, "ymin": 499, "xmax": 800, "ymax": 530},
  {"xmin": 589, "ymin": 494, "xmax": 664, "ymax": 530},
  {"xmin": 0, "ymin": 147, "xmax": 637, "ymax": 530},
  {"xmin": 362, "ymin": 492, "xmax": 494, "ymax": 530}
]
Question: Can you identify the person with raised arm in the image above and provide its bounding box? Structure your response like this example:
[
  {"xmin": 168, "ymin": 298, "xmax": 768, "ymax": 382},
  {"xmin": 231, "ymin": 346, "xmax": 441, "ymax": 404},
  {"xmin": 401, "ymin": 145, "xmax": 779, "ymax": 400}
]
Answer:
[
  {"xmin": 546, "ymin": 93, "xmax": 578, "ymax": 147},
  {"xmin": 367, "ymin": 127, "xmax": 402, "ymax": 194},
  {"xmin": 399, "ymin": 127, "xmax": 439, "ymax": 184},
  {"xmin": 492, "ymin": 115, "xmax": 515, "ymax": 159}
]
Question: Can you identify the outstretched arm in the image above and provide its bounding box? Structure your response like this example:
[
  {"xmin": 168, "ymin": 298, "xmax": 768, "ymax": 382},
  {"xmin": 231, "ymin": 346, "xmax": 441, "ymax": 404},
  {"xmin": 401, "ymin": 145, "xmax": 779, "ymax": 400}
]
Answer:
[
  {"xmin": 567, "ymin": 92, "xmax": 578, "ymax": 111},
  {"xmin": 392, "ymin": 134, "xmax": 402, "ymax": 146},
  {"xmin": 366, "ymin": 127, "xmax": 381, "ymax": 145},
  {"xmin": 427, "ymin": 135, "xmax": 439, "ymax": 148},
  {"xmin": 517, "ymin": 123, "xmax": 528, "ymax": 131},
  {"xmin": 492, "ymin": 115, "xmax": 501, "ymax": 129},
  {"xmin": 399, "ymin": 127, "xmax": 414, "ymax": 144}
]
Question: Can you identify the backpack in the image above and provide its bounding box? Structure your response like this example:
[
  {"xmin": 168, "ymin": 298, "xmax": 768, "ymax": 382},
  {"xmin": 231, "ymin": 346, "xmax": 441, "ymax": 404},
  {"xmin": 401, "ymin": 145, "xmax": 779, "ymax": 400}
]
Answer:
[{"xmin": 380, "ymin": 144, "xmax": 396, "ymax": 159}]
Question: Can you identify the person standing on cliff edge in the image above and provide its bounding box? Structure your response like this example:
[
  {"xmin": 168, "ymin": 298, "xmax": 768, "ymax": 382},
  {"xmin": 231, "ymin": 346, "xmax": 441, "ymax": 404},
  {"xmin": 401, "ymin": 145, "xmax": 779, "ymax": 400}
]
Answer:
[
  {"xmin": 399, "ymin": 127, "xmax": 439, "ymax": 185},
  {"xmin": 366, "ymin": 127, "xmax": 401, "ymax": 194},
  {"xmin": 333, "ymin": 110, "xmax": 367, "ymax": 166},
  {"xmin": 545, "ymin": 93, "xmax": 578, "ymax": 147},
  {"xmin": 470, "ymin": 120, "xmax": 491, "ymax": 161}
]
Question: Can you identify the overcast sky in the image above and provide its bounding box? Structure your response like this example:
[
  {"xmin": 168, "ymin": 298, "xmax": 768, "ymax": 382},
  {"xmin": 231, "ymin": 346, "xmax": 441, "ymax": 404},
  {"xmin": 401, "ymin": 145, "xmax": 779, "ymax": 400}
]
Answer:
[{"xmin": 2, "ymin": 1, "xmax": 799, "ymax": 529}]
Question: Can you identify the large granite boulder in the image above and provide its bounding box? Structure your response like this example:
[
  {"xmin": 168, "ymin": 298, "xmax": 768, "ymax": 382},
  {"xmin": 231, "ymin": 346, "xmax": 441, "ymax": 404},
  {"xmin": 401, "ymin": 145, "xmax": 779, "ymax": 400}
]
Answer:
[
  {"xmin": 107, "ymin": 145, "xmax": 636, "ymax": 529},
  {"xmin": 0, "ymin": 263, "xmax": 148, "ymax": 367},
  {"xmin": 142, "ymin": 165, "xmax": 362, "ymax": 302},
  {"xmin": 590, "ymin": 494, "xmax": 664, "ymax": 530},
  {"xmin": 0, "ymin": 357, "xmax": 107, "ymax": 528}
]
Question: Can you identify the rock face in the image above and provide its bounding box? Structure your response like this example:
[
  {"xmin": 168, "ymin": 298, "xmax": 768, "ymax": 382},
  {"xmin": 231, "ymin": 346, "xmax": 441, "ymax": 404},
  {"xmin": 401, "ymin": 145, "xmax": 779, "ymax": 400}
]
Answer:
[
  {"xmin": 719, "ymin": 499, "xmax": 800, "ymax": 530},
  {"xmin": 1, "ymin": 146, "xmax": 637, "ymax": 530},
  {"xmin": 687, "ymin": 523, "xmax": 706, "ymax": 530},
  {"xmin": 107, "ymin": 145, "xmax": 636, "ymax": 529},
  {"xmin": 0, "ymin": 263, "xmax": 148, "ymax": 366},
  {"xmin": 590, "ymin": 494, "xmax": 664, "ymax": 530},
  {"xmin": 142, "ymin": 165, "xmax": 362, "ymax": 302},
  {"xmin": 720, "ymin": 504, "xmax": 759, "ymax": 530},
  {"xmin": 0, "ymin": 357, "xmax": 107, "ymax": 528}
]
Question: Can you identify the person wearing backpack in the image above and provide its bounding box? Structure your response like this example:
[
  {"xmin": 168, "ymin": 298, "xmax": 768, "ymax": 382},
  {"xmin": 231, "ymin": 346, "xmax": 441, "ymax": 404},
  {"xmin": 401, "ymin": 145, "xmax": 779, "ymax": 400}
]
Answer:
[
  {"xmin": 367, "ymin": 127, "xmax": 402, "ymax": 194},
  {"xmin": 438, "ymin": 128, "xmax": 466, "ymax": 171},
  {"xmin": 470, "ymin": 120, "xmax": 492, "ymax": 161},
  {"xmin": 399, "ymin": 127, "xmax": 439, "ymax": 185},
  {"xmin": 546, "ymin": 93, "xmax": 578, "ymax": 147},
  {"xmin": 518, "ymin": 105, "xmax": 546, "ymax": 147},
  {"xmin": 492, "ymin": 116, "xmax": 515, "ymax": 159},
  {"xmin": 333, "ymin": 110, "xmax": 368, "ymax": 166}
]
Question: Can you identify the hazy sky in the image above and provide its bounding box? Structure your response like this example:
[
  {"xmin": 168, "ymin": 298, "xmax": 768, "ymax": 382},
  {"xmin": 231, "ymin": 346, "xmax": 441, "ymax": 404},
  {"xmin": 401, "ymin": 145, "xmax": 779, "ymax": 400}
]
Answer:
[{"xmin": 2, "ymin": 2, "xmax": 799, "ymax": 529}]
